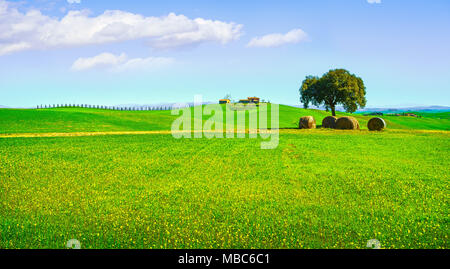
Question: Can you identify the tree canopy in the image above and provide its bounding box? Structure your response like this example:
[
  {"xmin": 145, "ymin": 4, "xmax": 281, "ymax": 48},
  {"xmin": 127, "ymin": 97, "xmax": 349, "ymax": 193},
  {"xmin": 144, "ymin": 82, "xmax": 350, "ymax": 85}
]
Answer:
[{"xmin": 299, "ymin": 69, "xmax": 367, "ymax": 116}]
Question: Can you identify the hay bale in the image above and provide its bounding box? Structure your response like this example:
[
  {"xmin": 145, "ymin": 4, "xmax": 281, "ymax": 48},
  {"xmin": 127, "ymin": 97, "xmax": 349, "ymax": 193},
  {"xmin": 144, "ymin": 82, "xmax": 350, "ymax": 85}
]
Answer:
[
  {"xmin": 335, "ymin": 116, "xmax": 360, "ymax": 130},
  {"xmin": 368, "ymin": 117, "xmax": 386, "ymax": 131},
  {"xmin": 299, "ymin": 116, "xmax": 316, "ymax": 129},
  {"xmin": 322, "ymin": 116, "xmax": 337, "ymax": 128}
]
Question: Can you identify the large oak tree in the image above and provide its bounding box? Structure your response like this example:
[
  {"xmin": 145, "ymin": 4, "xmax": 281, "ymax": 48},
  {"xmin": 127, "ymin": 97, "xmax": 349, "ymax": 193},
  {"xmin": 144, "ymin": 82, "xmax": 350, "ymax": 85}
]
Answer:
[{"xmin": 299, "ymin": 69, "xmax": 367, "ymax": 116}]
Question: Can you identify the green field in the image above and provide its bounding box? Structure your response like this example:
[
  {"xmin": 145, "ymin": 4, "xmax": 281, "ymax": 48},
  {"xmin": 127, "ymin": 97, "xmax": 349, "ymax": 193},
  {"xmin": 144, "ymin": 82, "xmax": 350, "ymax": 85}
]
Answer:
[
  {"xmin": 1, "ymin": 105, "xmax": 449, "ymax": 134},
  {"xmin": 0, "ymin": 106, "xmax": 449, "ymax": 249}
]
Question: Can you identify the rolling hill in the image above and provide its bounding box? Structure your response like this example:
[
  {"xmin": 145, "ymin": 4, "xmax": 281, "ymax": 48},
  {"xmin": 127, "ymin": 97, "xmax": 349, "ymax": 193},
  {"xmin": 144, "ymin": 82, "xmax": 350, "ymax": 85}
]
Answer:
[
  {"xmin": 0, "ymin": 105, "xmax": 449, "ymax": 134},
  {"xmin": 0, "ymin": 104, "xmax": 448, "ymax": 249}
]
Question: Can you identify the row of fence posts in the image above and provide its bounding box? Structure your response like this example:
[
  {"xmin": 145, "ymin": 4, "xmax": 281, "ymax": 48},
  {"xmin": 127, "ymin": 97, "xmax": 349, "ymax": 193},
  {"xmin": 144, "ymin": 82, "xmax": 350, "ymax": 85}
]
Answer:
[{"xmin": 36, "ymin": 104, "xmax": 192, "ymax": 111}]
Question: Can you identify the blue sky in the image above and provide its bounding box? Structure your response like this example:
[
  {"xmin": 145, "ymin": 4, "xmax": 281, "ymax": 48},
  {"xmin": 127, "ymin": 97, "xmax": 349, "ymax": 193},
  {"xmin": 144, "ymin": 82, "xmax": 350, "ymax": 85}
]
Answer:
[{"xmin": 0, "ymin": 0, "xmax": 449, "ymax": 108}]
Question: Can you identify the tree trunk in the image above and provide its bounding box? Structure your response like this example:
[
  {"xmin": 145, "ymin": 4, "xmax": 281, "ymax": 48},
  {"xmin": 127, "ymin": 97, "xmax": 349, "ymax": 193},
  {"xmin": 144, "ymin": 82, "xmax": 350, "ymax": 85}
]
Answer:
[{"xmin": 331, "ymin": 105, "xmax": 336, "ymax": 116}]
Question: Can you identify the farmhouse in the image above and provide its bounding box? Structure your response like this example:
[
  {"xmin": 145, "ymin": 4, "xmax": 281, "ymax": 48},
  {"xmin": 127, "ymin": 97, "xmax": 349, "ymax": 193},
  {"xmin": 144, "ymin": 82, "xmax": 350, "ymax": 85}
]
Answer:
[
  {"xmin": 220, "ymin": 96, "xmax": 261, "ymax": 104},
  {"xmin": 247, "ymin": 97, "xmax": 260, "ymax": 104},
  {"xmin": 237, "ymin": 97, "xmax": 260, "ymax": 104}
]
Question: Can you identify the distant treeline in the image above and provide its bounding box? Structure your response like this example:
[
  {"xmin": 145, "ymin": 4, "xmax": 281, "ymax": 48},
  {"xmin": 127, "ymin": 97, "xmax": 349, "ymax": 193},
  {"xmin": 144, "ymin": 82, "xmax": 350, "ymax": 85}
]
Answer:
[{"xmin": 36, "ymin": 104, "xmax": 193, "ymax": 111}]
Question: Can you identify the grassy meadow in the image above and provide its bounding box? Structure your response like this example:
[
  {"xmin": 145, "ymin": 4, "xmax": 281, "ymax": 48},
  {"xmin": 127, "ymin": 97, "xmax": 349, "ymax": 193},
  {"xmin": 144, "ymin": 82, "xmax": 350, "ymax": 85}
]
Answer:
[
  {"xmin": 1, "ymin": 105, "xmax": 449, "ymax": 134},
  {"xmin": 0, "ymin": 106, "xmax": 449, "ymax": 249}
]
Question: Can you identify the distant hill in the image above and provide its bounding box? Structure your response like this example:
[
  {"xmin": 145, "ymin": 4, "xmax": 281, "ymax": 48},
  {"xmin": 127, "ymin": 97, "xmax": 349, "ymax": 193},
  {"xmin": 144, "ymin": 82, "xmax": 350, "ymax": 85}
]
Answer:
[
  {"xmin": 357, "ymin": 105, "xmax": 450, "ymax": 113},
  {"xmin": 0, "ymin": 104, "xmax": 448, "ymax": 134},
  {"xmin": 287, "ymin": 104, "xmax": 450, "ymax": 113},
  {"xmin": 0, "ymin": 105, "xmax": 9, "ymax": 108}
]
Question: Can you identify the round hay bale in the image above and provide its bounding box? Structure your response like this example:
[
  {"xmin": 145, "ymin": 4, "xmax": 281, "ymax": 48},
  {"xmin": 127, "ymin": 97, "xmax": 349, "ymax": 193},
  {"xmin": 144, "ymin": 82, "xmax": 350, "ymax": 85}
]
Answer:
[
  {"xmin": 299, "ymin": 116, "xmax": 316, "ymax": 129},
  {"xmin": 335, "ymin": 116, "xmax": 360, "ymax": 130},
  {"xmin": 368, "ymin": 117, "xmax": 386, "ymax": 131},
  {"xmin": 322, "ymin": 116, "xmax": 337, "ymax": 128}
]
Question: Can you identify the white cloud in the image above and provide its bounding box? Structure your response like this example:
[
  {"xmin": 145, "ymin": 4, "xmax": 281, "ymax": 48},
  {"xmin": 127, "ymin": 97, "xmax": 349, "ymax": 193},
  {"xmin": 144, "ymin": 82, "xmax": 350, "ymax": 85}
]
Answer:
[
  {"xmin": 367, "ymin": 0, "xmax": 381, "ymax": 4},
  {"xmin": 71, "ymin": 52, "xmax": 127, "ymax": 71},
  {"xmin": 148, "ymin": 18, "xmax": 243, "ymax": 49},
  {"xmin": 247, "ymin": 29, "xmax": 308, "ymax": 48},
  {"xmin": 0, "ymin": 42, "xmax": 32, "ymax": 54},
  {"xmin": 71, "ymin": 52, "xmax": 174, "ymax": 72},
  {"xmin": 0, "ymin": 0, "xmax": 242, "ymax": 55},
  {"xmin": 67, "ymin": 0, "xmax": 81, "ymax": 4}
]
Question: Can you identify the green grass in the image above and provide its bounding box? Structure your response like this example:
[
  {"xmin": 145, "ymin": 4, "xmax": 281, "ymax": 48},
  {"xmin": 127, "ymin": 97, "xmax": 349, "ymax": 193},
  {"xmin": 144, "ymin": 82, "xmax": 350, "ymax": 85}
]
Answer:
[
  {"xmin": 0, "ymin": 106, "xmax": 449, "ymax": 249},
  {"xmin": 413, "ymin": 111, "xmax": 450, "ymax": 119},
  {"xmin": 0, "ymin": 108, "xmax": 177, "ymax": 134},
  {"xmin": 0, "ymin": 130, "xmax": 449, "ymax": 249},
  {"xmin": 1, "ymin": 105, "xmax": 449, "ymax": 134}
]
